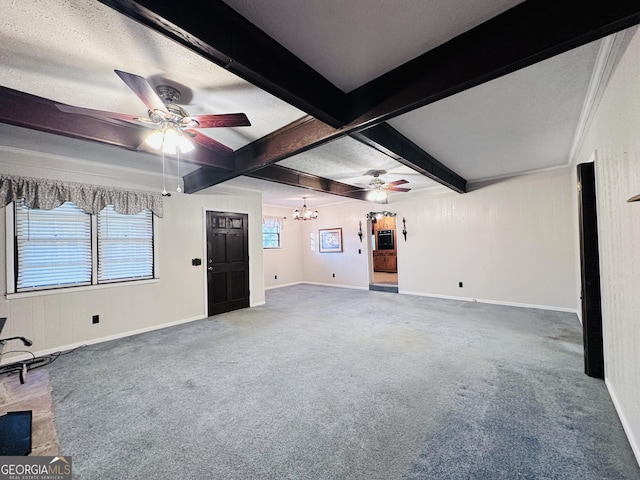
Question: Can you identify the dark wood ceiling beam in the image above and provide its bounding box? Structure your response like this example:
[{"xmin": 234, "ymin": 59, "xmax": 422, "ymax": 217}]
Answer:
[
  {"xmin": 0, "ymin": 86, "xmax": 235, "ymax": 171},
  {"xmin": 184, "ymin": 115, "xmax": 466, "ymax": 193},
  {"xmin": 96, "ymin": 0, "xmax": 347, "ymax": 127},
  {"xmin": 98, "ymin": 0, "xmax": 640, "ymax": 131},
  {"xmin": 245, "ymin": 165, "xmax": 369, "ymax": 201},
  {"xmin": 180, "ymin": 0, "xmax": 639, "ymax": 194},
  {"xmin": 97, "ymin": 0, "xmax": 471, "ymax": 195},
  {"xmin": 0, "ymin": 86, "xmax": 143, "ymax": 150},
  {"xmin": 351, "ymin": 124, "xmax": 467, "ymax": 194},
  {"xmin": 183, "ymin": 115, "xmax": 342, "ymax": 193}
]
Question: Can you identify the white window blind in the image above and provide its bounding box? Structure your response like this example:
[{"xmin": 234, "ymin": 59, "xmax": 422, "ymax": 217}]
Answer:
[
  {"xmin": 15, "ymin": 199, "xmax": 92, "ymax": 291},
  {"xmin": 97, "ymin": 205, "xmax": 153, "ymax": 282}
]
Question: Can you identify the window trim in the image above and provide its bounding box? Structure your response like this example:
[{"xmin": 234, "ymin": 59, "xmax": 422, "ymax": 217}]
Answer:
[
  {"xmin": 4, "ymin": 201, "xmax": 159, "ymax": 298},
  {"xmin": 5, "ymin": 278, "xmax": 160, "ymax": 300}
]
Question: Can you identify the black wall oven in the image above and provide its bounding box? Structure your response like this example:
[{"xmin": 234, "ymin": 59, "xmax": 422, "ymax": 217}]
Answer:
[{"xmin": 377, "ymin": 230, "xmax": 394, "ymax": 250}]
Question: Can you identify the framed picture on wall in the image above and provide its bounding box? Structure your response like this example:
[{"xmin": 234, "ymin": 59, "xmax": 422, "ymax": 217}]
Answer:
[{"xmin": 319, "ymin": 228, "xmax": 343, "ymax": 253}]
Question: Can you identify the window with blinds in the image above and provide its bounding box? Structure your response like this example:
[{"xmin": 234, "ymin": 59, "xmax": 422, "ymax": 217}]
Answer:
[
  {"xmin": 262, "ymin": 216, "xmax": 283, "ymax": 249},
  {"xmin": 97, "ymin": 205, "xmax": 154, "ymax": 282},
  {"xmin": 13, "ymin": 200, "xmax": 156, "ymax": 293},
  {"xmin": 15, "ymin": 199, "xmax": 92, "ymax": 291}
]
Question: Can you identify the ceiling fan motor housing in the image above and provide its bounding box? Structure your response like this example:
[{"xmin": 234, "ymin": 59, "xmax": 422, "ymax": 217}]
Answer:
[{"xmin": 156, "ymin": 84, "xmax": 181, "ymax": 104}]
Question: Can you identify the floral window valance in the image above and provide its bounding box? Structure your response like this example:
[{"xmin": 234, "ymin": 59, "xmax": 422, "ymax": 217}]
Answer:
[{"xmin": 0, "ymin": 174, "xmax": 164, "ymax": 217}]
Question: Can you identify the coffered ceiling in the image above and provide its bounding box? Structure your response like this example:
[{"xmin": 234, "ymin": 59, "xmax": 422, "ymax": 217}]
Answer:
[{"xmin": 1, "ymin": 1, "xmax": 638, "ymax": 208}]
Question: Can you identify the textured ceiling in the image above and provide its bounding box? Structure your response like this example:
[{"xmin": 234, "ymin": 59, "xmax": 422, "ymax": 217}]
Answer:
[
  {"xmin": 1, "ymin": 0, "xmax": 305, "ymax": 151},
  {"xmin": 388, "ymin": 39, "xmax": 601, "ymax": 181},
  {"xmin": 223, "ymin": 0, "xmax": 525, "ymax": 92},
  {"xmin": 0, "ymin": 0, "xmax": 622, "ymax": 208}
]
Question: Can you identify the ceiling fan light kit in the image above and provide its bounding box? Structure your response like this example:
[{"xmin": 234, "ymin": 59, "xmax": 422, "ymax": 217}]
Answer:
[
  {"xmin": 367, "ymin": 189, "xmax": 388, "ymax": 202},
  {"xmin": 293, "ymin": 197, "xmax": 318, "ymax": 221},
  {"xmin": 145, "ymin": 125, "xmax": 195, "ymax": 154}
]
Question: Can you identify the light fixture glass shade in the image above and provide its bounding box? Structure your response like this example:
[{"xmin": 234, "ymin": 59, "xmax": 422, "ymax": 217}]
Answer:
[
  {"xmin": 145, "ymin": 125, "xmax": 194, "ymax": 154},
  {"xmin": 145, "ymin": 130, "xmax": 165, "ymax": 151},
  {"xmin": 293, "ymin": 198, "xmax": 318, "ymax": 220},
  {"xmin": 367, "ymin": 189, "xmax": 388, "ymax": 202},
  {"xmin": 178, "ymin": 135, "xmax": 195, "ymax": 153}
]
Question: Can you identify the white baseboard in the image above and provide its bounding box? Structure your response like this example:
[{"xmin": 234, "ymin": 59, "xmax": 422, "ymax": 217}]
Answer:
[
  {"xmin": 250, "ymin": 301, "xmax": 266, "ymax": 307},
  {"xmin": 265, "ymin": 281, "xmax": 304, "ymax": 290},
  {"xmin": 303, "ymin": 281, "xmax": 369, "ymax": 291},
  {"xmin": 268, "ymin": 284, "xmax": 576, "ymax": 313},
  {"xmin": 0, "ymin": 314, "xmax": 207, "ymax": 366},
  {"xmin": 605, "ymin": 378, "xmax": 640, "ymax": 468},
  {"xmin": 399, "ymin": 290, "xmax": 580, "ymax": 315}
]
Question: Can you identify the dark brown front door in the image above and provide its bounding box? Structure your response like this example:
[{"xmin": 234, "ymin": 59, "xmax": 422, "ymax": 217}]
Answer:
[{"xmin": 206, "ymin": 211, "xmax": 249, "ymax": 316}]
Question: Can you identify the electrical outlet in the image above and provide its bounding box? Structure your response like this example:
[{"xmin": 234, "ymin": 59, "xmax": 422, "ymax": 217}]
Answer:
[
  {"xmin": 333, "ymin": 273, "xmax": 336, "ymax": 278},
  {"xmin": 274, "ymin": 275, "xmax": 278, "ymax": 280},
  {"xmin": 92, "ymin": 315, "xmax": 99, "ymax": 324},
  {"xmin": 459, "ymin": 282, "xmax": 463, "ymax": 288}
]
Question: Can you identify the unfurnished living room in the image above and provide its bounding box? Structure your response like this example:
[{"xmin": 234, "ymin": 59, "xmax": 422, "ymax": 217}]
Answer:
[{"xmin": 1, "ymin": 1, "xmax": 640, "ymax": 479}]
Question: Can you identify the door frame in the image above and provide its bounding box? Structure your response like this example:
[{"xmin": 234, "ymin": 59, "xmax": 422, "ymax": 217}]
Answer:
[
  {"xmin": 367, "ymin": 212, "xmax": 398, "ymax": 286},
  {"xmin": 201, "ymin": 208, "xmax": 253, "ymax": 316}
]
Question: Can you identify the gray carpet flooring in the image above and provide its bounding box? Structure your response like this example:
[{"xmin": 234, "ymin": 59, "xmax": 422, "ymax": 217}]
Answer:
[{"xmin": 47, "ymin": 284, "xmax": 640, "ymax": 479}]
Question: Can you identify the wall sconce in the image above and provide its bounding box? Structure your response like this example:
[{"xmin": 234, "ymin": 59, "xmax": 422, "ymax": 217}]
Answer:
[
  {"xmin": 402, "ymin": 217, "xmax": 407, "ymax": 241},
  {"xmin": 358, "ymin": 221, "xmax": 363, "ymax": 242}
]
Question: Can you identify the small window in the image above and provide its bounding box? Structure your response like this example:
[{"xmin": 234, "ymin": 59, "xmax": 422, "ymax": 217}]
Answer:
[
  {"xmin": 262, "ymin": 216, "xmax": 283, "ymax": 249},
  {"xmin": 15, "ymin": 199, "xmax": 92, "ymax": 291},
  {"xmin": 98, "ymin": 206, "xmax": 154, "ymax": 282}
]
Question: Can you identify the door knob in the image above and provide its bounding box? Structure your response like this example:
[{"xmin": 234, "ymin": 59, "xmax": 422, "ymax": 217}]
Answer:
[{"xmin": 208, "ymin": 266, "xmax": 214, "ymax": 271}]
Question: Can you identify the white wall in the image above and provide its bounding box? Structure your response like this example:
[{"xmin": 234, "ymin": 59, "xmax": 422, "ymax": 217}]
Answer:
[
  {"xmin": 576, "ymin": 27, "xmax": 640, "ymax": 463},
  {"xmin": 0, "ymin": 146, "xmax": 264, "ymax": 361},
  {"xmin": 262, "ymin": 205, "xmax": 304, "ymax": 289},
  {"xmin": 393, "ymin": 171, "xmax": 579, "ymax": 310},
  {"xmin": 300, "ymin": 201, "xmax": 372, "ymax": 289},
  {"xmin": 283, "ymin": 172, "xmax": 578, "ymax": 311}
]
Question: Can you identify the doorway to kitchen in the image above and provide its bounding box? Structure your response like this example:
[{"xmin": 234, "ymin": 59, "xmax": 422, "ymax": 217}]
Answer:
[{"xmin": 368, "ymin": 212, "xmax": 398, "ymax": 293}]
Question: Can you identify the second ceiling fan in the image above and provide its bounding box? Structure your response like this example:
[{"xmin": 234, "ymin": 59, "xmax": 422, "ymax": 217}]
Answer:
[
  {"xmin": 56, "ymin": 69, "xmax": 251, "ymax": 155},
  {"xmin": 364, "ymin": 169, "xmax": 411, "ymax": 202}
]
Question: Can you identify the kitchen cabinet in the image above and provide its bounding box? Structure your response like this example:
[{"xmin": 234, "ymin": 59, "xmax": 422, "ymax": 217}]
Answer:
[{"xmin": 373, "ymin": 251, "xmax": 397, "ymax": 272}]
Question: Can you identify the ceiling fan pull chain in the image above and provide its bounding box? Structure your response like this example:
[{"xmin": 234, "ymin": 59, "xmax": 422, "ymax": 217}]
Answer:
[
  {"xmin": 161, "ymin": 141, "xmax": 170, "ymax": 197},
  {"xmin": 176, "ymin": 147, "xmax": 182, "ymax": 193}
]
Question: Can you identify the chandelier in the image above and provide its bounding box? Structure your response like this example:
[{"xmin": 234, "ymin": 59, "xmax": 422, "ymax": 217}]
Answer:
[{"xmin": 293, "ymin": 197, "xmax": 318, "ymax": 221}]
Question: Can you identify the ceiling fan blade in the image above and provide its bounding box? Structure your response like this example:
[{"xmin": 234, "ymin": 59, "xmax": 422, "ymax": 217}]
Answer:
[
  {"xmin": 386, "ymin": 179, "xmax": 409, "ymax": 187},
  {"xmin": 55, "ymin": 103, "xmax": 154, "ymax": 126},
  {"xmin": 185, "ymin": 129, "xmax": 234, "ymax": 155},
  {"xmin": 387, "ymin": 187, "xmax": 411, "ymax": 192},
  {"xmin": 114, "ymin": 69, "xmax": 168, "ymax": 115},
  {"xmin": 187, "ymin": 113, "xmax": 251, "ymax": 128}
]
